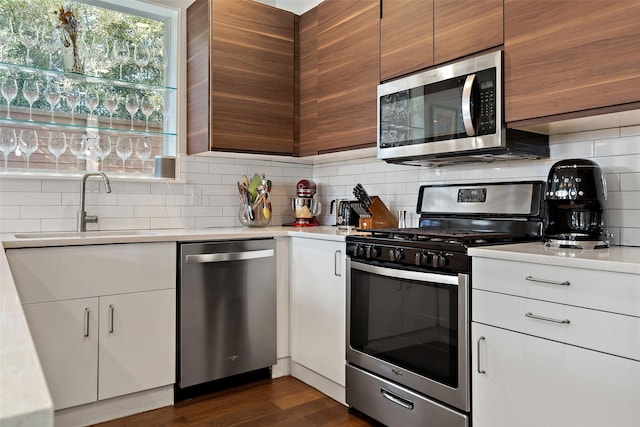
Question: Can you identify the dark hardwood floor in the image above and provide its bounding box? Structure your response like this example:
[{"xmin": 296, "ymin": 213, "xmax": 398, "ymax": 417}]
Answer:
[{"xmin": 92, "ymin": 376, "xmax": 380, "ymax": 427}]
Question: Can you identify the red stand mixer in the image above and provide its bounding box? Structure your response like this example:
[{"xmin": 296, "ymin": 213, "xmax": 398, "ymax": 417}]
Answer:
[{"xmin": 291, "ymin": 179, "xmax": 322, "ymax": 226}]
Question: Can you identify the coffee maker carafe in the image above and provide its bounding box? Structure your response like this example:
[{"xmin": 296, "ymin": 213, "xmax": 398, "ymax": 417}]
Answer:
[{"xmin": 544, "ymin": 159, "xmax": 609, "ymax": 249}]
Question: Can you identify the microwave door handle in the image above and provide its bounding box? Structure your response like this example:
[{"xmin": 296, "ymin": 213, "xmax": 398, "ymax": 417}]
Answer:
[{"xmin": 461, "ymin": 73, "xmax": 476, "ymax": 136}]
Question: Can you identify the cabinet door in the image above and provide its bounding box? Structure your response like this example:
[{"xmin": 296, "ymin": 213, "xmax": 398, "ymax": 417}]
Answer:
[
  {"xmin": 380, "ymin": 0, "xmax": 433, "ymax": 82},
  {"xmin": 472, "ymin": 323, "xmax": 640, "ymax": 427},
  {"xmin": 317, "ymin": 0, "xmax": 379, "ymax": 153},
  {"xmin": 433, "ymin": 0, "xmax": 502, "ymax": 65},
  {"xmin": 186, "ymin": 0, "xmax": 295, "ymax": 155},
  {"xmin": 98, "ymin": 289, "xmax": 176, "ymax": 400},
  {"xmin": 22, "ymin": 298, "xmax": 99, "ymax": 410},
  {"xmin": 290, "ymin": 238, "xmax": 346, "ymax": 385},
  {"xmin": 298, "ymin": 7, "xmax": 319, "ymax": 157},
  {"xmin": 504, "ymin": 0, "xmax": 640, "ymax": 124}
]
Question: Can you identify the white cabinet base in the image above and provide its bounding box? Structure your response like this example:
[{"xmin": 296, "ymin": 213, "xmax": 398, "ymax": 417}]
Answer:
[
  {"xmin": 291, "ymin": 361, "xmax": 346, "ymax": 406},
  {"xmin": 54, "ymin": 385, "xmax": 173, "ymax": 427}
]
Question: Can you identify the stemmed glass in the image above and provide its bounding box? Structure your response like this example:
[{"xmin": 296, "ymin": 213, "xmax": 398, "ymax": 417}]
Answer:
[
  {"xmin": 22, "ymin": 80, "xmax": 40, "ymax": 121},
  {"xmin": 134, "ymin": 42, "xmax": 150, "ymax": 79},
  {"xmin": 84, "ymin": 87, "xmax": 99, "ymax": 117},
  {"xmin": 135, "ymin": 137, "xmax": 151, "ymax": 172},
  {"xmin": 18, "ymin": 23, "xmax": 39, "ymax": 65},
  {"xmin": 47, "ymin": 132, "xmax": 66, "ymax": 171},
  {"xmin": 41, "ymin": 28, "xmax": 62, "ymax": 70},
  {"xmin": 0, "ymin": 127, "xmax": 17, "ymax": 170},
  {"xmin": 89, "ymin": 38, "xmax": 109, "ymax": 76},
  {"xmin": 0, "ymin": 16, "xmax": 14, "ymax": 62},
  {"xmin": 95, "ymin": 135, "xmax": 112, "ymax": 171},
  {"xmin": 18, "ymin": 129, "xmax": 38, "ymax": 169},
  {"xmin": 140, "ymin": 96, "xmax": 154, "ymax": 131},
  {"xmin": 116, "ymin": 136, "xmax": 132, "ymax": 172},
  {"xmin": 103, "ymin": 90, "xmax": 118, "ymax": 127},
  {"xmin": 1, "ymin": 77, "xmax": 18, "ymax": 119},
  {"xmin": 44, "ymin": 81, "xmax": 62, "ymax": 123},
  {"xmin": 65, "ymin": 84, "xmax": 81, "ymax": 125},
  {"xmin": 125, "ymin": 94, "xmax": 139, "ymax": 130},
  {"xmin": 69, "ymin": 133, "xmax": 87, "ymax": 170},
  {"xmin": 112, "ymin": 40, "xmax": 130, "ymax": 80}
]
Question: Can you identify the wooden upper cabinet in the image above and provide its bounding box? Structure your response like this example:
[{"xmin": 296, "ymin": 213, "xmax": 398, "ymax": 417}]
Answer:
[
  {"xmin": 380, "ymin": 0, "xmax": 433, "ymax": 82},
  {"xmin": 186, "ymin": 0, "xmax": 295, "ymax": 155},
  {"xmin": 505, "ymin": 0, "xmax": 640, "ymax": 124},
  {"xmin": 434, "ymin": 0, "xmax": 503, "ymax": 65},
  {"xmin": 316, "ymin": 0, "xmax": 380, "ymax": 153},
  {"xmin": 298, "ymin": 7, "xmax": 319, "ymax": 157}
]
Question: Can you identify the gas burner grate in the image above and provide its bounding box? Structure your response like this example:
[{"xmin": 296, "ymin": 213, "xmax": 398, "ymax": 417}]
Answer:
[{"xmin": 362, "ymin": 228, "xmax": 528, "ymax": 245}]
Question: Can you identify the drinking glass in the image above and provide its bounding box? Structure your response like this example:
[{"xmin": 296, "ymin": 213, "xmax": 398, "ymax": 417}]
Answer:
[
  {"xmin": 112, "ymin": 40, "xmax": 130, "ymax": 80},
  {"xmin": 95, "ymin": 135, "xmax": 112, "ymax": 171},
  {"xmin": 18, "ymin": 129, "xmax": 38, "ymax": 169},
  {"xmin": 18, "ymin": 23, "xmax": 39, "ymax": 65},
  {"xmin": 116, "ymin": 136, "xmax": 132, "ymax": 172},
  {"xmin": 140, "ymin": 96, "xmax": 154, "ymax": 131},
  {"xmin": 133, "ymin": 42, "xmax": 150, "ymax": 79},
  {"xmin": 103, "ymin": 91, "xmax": 118, "ymax": 127},
  {"xmin": 47, "ymin": 132, "xmax": 67, "ymax": 171},
  {"xmin": 84, "ymin": 87, "xmax": 99, "ymax": 116},
  {"xmin": 22, "ymin": 80, "xmax": 39, "ymax": 121},
  {"xmin": 0, "ymin": 16, "xmax": 14, "ymax": 62},
  {"xmin": 44, "ymin": 81, "xmax": 62, "ymax": 123},
  {"xmin": 135, "ymin": 137, "xmax": 151, "ymax": 172},
  {"xmin": 1, "ymin": 77, "xmax": 18, "ymax": 119},
  {"xmin": 0, "ymin": 127, "xmax": 17, "ymax": 170},
  {"xmin": 125, "ymin": 94, "xmax": 139, "ymax": 130},
  {"xmin": 89, "ymin": 38, "xmax": 109, "ymax": 76},
  {"xmin": 41, "ymin": 28, "xmax": 62, "ymax": 70},
  {"xmin": 69, "ymin": 133, "xmax": 87, "ymax": 170},
  {"xmin": 65, "ymin": 85, "xmax": 81, "ymax": 125}
]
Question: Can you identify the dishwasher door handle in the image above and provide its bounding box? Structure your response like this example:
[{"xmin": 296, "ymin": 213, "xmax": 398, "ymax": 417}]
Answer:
[{"xmin": 185, "ymin": 249, "xmax": 275, "ymax": 264}]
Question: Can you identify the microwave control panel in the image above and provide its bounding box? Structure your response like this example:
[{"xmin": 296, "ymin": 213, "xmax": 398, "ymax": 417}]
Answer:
[{"xmin": 476, "ymin": 68, "xmax": 497, "ymax": 136}]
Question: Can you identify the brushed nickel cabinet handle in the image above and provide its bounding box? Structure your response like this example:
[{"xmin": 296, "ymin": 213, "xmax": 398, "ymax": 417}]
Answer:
[
  {"xmin": 525, "ymin": 312, "xmax": 570, "ymax": 324},
  {"xmin": 334, "ymin": 250, "xmax": 342, "ymax": 277},
  {"xmin": 477, "ymin": 336, "xmax": 486, "ymax": 374},
  {"xmin": 525, "ymin": 276, "xmax": 570, "ymax": 286},
  {"xmin": 108, "ymin": 304, "xmax": 114, "ymax": 333},
  {"xmin": 84, "ymin": 307, "xmax": 90, "ymax": 337}
]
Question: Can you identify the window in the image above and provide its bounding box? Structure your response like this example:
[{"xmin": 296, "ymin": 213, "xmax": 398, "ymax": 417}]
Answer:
[{"xmin": 0, "ymin": 0, "xmax": 177, "ymax": 177}]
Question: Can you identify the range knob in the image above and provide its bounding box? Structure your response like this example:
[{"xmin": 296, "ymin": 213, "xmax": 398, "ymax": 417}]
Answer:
[
  {"xmin": 432, "ymin": 253, "xmax": 446, "ymax": 269},
  {"xmin": 389, "ymin": 248, "xmax": 404, "ymax": 262},
  {"xmin": 355, "ymin": 244, "xmax": 365, "ymax": 257},
  {"xmin": 414, "ymin": 251, "xmax": 431, "ymax": 266},
  {"xmin": 365, "ymin": 245, "xmax": 379, "ymax": 259}
]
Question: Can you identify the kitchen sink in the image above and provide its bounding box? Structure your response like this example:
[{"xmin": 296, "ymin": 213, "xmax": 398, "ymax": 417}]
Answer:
[{"xmin": 14, "ymin": 230, "xmax": 158, "ymax": 239}]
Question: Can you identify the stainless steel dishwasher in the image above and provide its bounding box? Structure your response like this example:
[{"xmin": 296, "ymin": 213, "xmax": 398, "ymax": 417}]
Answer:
[{"xmin": 176, "ymin": 239, "xmax": 276, "ymax": 398}]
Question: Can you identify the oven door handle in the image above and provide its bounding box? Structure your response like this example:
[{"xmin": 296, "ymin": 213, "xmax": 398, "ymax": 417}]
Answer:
[{"xmin": 350, "ymin": 260, "xmax": 460, "ymax": 286}]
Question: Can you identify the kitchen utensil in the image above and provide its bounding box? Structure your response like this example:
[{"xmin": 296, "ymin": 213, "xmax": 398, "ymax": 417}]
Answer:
[{"xmin": 353, "ymin": 183, "xmax": 397, "ymax": 228}]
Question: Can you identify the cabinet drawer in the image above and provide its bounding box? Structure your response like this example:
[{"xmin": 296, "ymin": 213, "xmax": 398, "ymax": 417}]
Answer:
[
  {"xmin": 473, "ymin": 257, "xmax": 640, "ymax": 317},
  {"xmin": 472, "ymin": 289, "xmax": 640, "ymax": 360}
]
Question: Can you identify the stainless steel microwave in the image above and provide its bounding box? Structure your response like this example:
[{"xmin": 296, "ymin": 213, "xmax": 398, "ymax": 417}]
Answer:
[{"xmin": 377, "ymin": 50, "xmax": 548, "ymax": 166}]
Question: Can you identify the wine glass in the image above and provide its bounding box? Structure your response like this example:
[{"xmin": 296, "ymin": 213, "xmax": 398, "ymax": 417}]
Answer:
[
  {"xmin": 103, "ymin": 90, "xmax": 118, "ymax": 127},
  {"xmin": 116, "ymin": 136, "xmax": 132, "ymax": 172},
  {"xmin": 84, "ymin": 87, "xmax": 99, "ymax": 116},
  {"xmin": 69, "ymin": 133, "xmax": 87, "ymax": 170},
  {"xmin": 1, "ymin": 77, "xmax": 18, "ymax": 119},
  {"xmin": 22, "ymin": 80, "xmax": 39, "ymax": 121},
  {"xmin": 94, "ymin": 135, "xmax": 112, "ymax": 171},
  {"xmin": 41, "ymin": 28, "xmax": 62, "ymax": 70},
  {"xmin": 44, "ymin": 81, "xmax": 62, "ymax": 123},
  {"xmin": 140, "ymin": 96, "xmax": 154, "ymax": 131},
  {"xmin": 47, "ymin": 132, "xmax": 67, "ymax": 171},
  {"xmin": 133, "ymin": 42, "xmax": 150, "ymax": 79},
  {"xmin": 88, "ymin": 37, "xmax": 109, "ymax": 76},
  {"xmin": 0, "ymin": 127, "xmax": 17, "ymax": 171},
  {"xmin": 18, "ymin": 129, "xmax": 38, "ymax": 169},
  {"xmin": 125, "ymin": 94, "xmax": 139, "ymax": 130},
  {"xmin": 65, "ymin": 85, "xmax": 81, "ymax": 125},
  {"xmin": 135, "ymin": 137, "xmax": 151, "ymax": 172},
  {"xmin": 112, "ymin": 40, "xmax": 130, "ymax": 80},
  {"xmin": 0, "ymin": 16, "xmax": 14, "ymax": 62},
  {"xmin": 18, "ymin": 22, "xmax": 39, "ymax": 65}
]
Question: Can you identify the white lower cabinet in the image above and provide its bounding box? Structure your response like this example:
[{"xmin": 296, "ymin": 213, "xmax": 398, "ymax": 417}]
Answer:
[
  {"xmin": 290, "ymin": 237, "xmax": 346, "ymax": 402},
  {"xmin": 472, "ymin": 323, "xmax": 640, "ymax": 427},
  {"xmin": 7, "ymin": 243, "xmax": 176, "ymax": 412}
]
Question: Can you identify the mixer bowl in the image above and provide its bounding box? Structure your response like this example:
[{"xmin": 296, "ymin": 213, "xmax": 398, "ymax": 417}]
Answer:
[{"xmin": 291, "ymin": 197, "xmax": 321, "ymax": 219}]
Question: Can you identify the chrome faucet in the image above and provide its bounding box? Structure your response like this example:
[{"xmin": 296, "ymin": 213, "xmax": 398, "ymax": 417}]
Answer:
[{"xmin": 77, "ymin": 172, "xmax": 111, "ymax": 232}]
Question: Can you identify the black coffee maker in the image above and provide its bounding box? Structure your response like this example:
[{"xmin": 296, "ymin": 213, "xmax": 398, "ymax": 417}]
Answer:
[{"xmin": 544, "ymin": 159, "xmax": 609, "ymax": 249}]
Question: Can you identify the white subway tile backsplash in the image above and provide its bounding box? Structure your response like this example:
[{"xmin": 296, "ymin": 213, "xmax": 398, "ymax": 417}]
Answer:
[
  {"xmin": 116, "ymin": 194, "xmax": 165, "ymax": 206},
  {"xmin": 595, "ymin": 136, "xmax": 640, "ymax": 157},
  {"xmin": 608, "ymin": 192, "xmax": 640, "ymax": 210},
  {"xmin": 620, "ymin": 125, "xmax": 640, "ymax": 137},
  {"xmin": 1, "ymin": 192, "xmax": 61, "ymax": 206},
  {"xmin": 0, "ymin": 178, "xmax": 42, "ymax": 192},
  {"xmin": 41, "ymin": 218, "xmax": 77, "ymax": 232},
  {"xmin": 549, "ymin": 140, "xmax": 594, "ymax": 158},
  {"xmin": 550, "ymin": 128, "xmax": 619, "ymax": 144},
  {"xmin": 20, "ymin": 206, "xmax": 74, "ymax": 219},
  {"xmin": 0, "ymin": 219, "xmax": 41, "ymax": 233},
  {"xmin": 135, "ymin": 206, "xmax": 181, "ymax": 218},
  {"xmin": 620, "ymin": 173, "xmax": 640, "ymax": 191}
]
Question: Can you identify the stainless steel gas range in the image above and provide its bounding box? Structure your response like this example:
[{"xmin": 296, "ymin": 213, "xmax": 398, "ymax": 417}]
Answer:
[{"xmin": 345, "ymin": 181, "xmax": 545, "ymax": 427}]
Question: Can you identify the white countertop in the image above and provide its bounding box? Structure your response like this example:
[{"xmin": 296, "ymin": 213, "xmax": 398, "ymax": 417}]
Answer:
[
  {"xmin": 469, "ymin": 242, "xmax": 640, "ymax": 275},
  {"xmin": 0, "ymin": 225, "xmax": 355, "ymax": 426}
]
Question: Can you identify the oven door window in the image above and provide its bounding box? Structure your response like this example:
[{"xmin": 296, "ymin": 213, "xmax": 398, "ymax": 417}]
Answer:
[{"xmin": 350, "ymin": 268, "xmax": 458, "ymax": 388}]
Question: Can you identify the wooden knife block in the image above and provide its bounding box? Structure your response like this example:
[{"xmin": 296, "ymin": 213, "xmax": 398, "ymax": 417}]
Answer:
[{"xmin": 368, "ymin": 196, "xmax": 397, "ymax": 229}]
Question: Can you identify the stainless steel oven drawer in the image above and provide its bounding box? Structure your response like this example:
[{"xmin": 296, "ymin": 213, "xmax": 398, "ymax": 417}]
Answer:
[{"xmin": 346, "ymin": 364, "xmax": 468, "ymax": 427}]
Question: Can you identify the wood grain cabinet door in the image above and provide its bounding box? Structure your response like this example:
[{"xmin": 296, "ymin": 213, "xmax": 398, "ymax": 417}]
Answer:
[
  {"xmin": 317, "ymin": 0, "xmax": 380, "ymax": 153},
  {"xmin": 298, "ymin": 7, "xmax": 319, "ymax": 157},
  {"xmin": 504, "ymin": 0, "xmax": 640, "ymax": 124},
  {"xmin": 433, "ymin": 0, "xmax": 503, "ymax": 65},
  {"xmin": 380, "ymin": 0, "xmax": 433, "ymax": 82}
]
